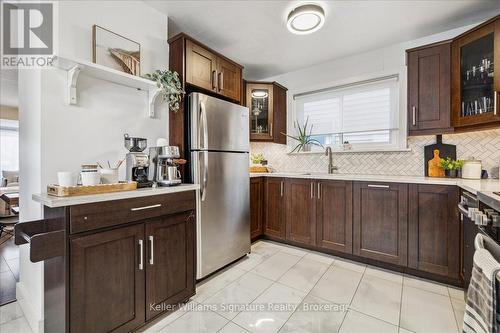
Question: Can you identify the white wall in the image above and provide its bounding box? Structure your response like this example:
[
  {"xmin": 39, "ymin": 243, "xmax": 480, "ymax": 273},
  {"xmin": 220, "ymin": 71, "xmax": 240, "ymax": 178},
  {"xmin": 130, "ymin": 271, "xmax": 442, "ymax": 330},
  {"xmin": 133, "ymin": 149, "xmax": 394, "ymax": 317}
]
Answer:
[
  {"xmin": 18, "ymin": 69, "xmax": 44, "ymax": 333},
  {"xmin": 250, "ymin": 21, "xmax": 500, "ymax": 176},
  {"xmin": 18, "ymin": 2, "xmax": 169, "ymax": 332},
  {"xmin": 264, "ymin": 24, "xmax": 477, "ymax": 93}
]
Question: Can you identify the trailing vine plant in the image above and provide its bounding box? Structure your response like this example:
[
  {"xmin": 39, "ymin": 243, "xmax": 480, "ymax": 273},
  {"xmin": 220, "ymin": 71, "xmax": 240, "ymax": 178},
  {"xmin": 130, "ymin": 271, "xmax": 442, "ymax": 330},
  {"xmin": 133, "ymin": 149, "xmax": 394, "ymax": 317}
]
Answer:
[{"xmin": 145, "ymin": 70, "xmax": 185, "ymax": 112}]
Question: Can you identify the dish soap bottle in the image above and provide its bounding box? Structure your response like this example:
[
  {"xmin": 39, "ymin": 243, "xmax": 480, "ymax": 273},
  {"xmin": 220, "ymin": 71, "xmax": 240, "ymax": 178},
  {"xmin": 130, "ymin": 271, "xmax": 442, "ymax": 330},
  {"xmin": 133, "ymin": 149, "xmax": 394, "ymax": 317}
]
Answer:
[{"xmin": 428, "ymin": 149, "xmax": 444, "ymax": 178}]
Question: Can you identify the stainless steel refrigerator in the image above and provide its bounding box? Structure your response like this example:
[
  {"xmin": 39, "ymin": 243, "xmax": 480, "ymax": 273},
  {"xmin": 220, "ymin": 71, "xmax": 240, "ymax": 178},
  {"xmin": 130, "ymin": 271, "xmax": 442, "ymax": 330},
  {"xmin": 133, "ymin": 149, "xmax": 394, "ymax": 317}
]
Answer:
[{"xmin": 188, "ymin": 92, "xmax": 250, "ymax": 279}]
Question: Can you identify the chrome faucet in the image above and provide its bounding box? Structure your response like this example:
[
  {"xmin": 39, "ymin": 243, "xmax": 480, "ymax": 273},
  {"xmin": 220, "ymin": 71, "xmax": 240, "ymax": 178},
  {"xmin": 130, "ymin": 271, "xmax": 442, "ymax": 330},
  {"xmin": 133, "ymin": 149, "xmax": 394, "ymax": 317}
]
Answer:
[{"xmin": 325, "ymin": 147, "xmax": 338, "ymax": 174}]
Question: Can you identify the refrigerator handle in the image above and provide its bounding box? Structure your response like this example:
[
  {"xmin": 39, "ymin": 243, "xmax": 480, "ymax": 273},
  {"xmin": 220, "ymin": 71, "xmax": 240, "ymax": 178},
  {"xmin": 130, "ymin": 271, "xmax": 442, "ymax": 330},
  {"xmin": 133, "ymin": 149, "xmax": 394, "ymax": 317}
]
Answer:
[
  {"xmin": 199, "ymin": 102, "xmax": 209, "ymax": 150},
  {"xmin": 200, "ymin": 151, "xmax": 209, "ymax": 202}
]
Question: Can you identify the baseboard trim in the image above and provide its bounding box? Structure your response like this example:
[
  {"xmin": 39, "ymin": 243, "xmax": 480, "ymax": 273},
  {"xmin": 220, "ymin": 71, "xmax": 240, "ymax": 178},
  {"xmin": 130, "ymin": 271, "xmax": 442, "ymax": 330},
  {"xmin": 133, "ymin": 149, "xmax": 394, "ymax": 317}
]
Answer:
[{"xmin": 16, "ymin": 282, "xmax": 44, "ymax": 333}]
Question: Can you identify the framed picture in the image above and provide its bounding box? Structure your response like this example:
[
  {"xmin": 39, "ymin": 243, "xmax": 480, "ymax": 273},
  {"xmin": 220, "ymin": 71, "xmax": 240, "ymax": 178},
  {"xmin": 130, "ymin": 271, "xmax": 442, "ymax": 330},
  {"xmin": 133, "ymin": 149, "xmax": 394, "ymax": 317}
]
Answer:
[{"xmin": 92, "ymin": 25, "xmax": 141, "ymax": 76}]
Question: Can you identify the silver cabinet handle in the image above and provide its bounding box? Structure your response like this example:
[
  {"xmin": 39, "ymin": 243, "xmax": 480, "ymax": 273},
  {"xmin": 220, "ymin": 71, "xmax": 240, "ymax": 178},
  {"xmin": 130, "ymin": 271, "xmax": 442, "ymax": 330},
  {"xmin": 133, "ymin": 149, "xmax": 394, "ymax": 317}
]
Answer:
[
  {"xmin": 310, "ymin": 182, "xmax": 314, "ymax": 199},
  {"xmin": 131, "ymin": 204, "xmax": 162, "ymax": 211},
  {"xmin": 494, "ymin": 91, "xmax": 498, "ymax": 116},
  {"xmin": 368, "ymin": 184, "xmax": 390, "ymax": 188},
  {"xmin": 212, "ymin": 70, "xmax": 217, "ymax": 90},
  {"xmin": 138, "ymin": 239, "xmax": 144, "ymax": 270},
  {"xmin": 270, "ymin": 122, "xmax": 273, "ymax": 137},
  {"xmin": 317, "ymin": 183, "xmax": 321, "ymax": 199},
  {"xmin": 412, "ymin": 106, "xmax": 416, "ymax": 126},
  {"xmin": 280, "ymin": 181, "xmax": 284, "ymax": 197},
  {"xmin": 149, "ymin": 236, "xmax": 154, "ymax": 265},
  {"xmin": 218, "ymin": 72, "xmax": 223, "ymax": 91}
]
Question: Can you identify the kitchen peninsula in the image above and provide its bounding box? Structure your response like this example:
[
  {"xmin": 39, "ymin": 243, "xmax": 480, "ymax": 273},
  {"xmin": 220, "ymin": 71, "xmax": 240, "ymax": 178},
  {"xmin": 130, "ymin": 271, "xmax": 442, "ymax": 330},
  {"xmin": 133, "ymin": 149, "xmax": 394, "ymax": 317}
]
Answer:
[{"xmin": 16, "ymin": 185, "xmax": 198, "ymax": 333}]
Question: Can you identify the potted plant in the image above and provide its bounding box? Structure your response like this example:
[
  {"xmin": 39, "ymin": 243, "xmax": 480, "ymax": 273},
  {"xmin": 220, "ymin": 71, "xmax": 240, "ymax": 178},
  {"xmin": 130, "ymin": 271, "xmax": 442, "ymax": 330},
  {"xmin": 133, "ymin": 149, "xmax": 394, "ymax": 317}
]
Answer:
[
  {"xmin": 282, "ymin": 117, "xmax": 323, "ymax": 153},
  {"xmin": 144, "ymin": 70, "xmax": 185, "ymax": 112},
  {"xmin": 439, "ymin": 158, "xmax": 464, "ymax": 178},
  {"xmin": 250, "ymin": 153, "xmax": 266, "ymax": 165}
]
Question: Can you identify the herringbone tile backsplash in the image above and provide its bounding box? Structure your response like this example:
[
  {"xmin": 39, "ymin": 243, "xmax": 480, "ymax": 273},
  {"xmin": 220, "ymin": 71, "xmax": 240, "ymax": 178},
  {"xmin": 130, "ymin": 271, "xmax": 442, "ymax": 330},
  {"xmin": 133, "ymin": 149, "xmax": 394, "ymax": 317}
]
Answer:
[{"xmin": 250, "ymin": 129, "xmax": 500, "ymax": 178}]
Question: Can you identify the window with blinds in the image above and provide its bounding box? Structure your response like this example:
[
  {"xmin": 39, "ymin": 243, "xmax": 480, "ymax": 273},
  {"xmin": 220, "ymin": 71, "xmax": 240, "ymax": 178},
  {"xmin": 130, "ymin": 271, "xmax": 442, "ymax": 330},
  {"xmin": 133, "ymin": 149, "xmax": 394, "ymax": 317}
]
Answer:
[{"xmin": 294, "ymin": 77, "xmax": 401, "ymax": 150}]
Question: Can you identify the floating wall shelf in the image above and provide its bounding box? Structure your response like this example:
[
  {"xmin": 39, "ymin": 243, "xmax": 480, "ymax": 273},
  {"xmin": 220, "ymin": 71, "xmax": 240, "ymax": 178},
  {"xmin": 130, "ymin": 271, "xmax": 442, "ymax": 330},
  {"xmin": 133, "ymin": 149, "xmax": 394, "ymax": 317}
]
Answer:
[{"xmin": 51, "ymin": 56, "xmax": 162, "ymax": 118}]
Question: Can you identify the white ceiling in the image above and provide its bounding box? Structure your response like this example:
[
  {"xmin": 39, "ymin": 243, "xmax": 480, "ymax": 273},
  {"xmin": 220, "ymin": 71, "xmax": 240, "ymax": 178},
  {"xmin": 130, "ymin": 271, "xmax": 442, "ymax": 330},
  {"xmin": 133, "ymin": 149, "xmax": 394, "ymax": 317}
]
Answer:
[{"xmin": 145, "ymin": 0, "xmax": 500, "ymax": 80}]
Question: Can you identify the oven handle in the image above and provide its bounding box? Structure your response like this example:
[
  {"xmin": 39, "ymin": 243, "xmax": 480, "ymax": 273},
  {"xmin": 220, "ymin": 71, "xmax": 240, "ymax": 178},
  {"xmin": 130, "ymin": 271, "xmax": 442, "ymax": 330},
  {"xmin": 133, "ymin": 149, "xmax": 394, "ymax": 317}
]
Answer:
[{"xmin": 458, "ymin": 204, "xmax": 469, "ymax": 216}]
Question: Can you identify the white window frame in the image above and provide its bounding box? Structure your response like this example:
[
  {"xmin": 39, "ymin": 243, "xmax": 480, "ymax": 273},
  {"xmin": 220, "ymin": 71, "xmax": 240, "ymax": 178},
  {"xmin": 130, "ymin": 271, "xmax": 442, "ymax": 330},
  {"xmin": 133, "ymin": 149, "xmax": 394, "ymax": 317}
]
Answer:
[{"xmin": 289, "ymin": 73, "xmax": 408, "ymax": 153}]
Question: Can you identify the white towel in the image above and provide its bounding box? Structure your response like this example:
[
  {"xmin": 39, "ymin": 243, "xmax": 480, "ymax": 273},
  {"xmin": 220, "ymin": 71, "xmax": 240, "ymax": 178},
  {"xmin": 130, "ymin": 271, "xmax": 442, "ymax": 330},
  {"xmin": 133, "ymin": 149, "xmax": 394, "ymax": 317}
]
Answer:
[{"xmin": 463, "ymin": 234, "xmax": 500, "ymax": 333}]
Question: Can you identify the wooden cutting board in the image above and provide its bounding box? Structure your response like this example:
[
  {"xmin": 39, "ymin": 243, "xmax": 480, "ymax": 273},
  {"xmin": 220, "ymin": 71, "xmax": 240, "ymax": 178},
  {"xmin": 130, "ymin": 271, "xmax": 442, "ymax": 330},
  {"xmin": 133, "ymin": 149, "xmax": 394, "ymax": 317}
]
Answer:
[{"xmin": 424, "ymin": 135, "xmax": 456, "ymax": 176}]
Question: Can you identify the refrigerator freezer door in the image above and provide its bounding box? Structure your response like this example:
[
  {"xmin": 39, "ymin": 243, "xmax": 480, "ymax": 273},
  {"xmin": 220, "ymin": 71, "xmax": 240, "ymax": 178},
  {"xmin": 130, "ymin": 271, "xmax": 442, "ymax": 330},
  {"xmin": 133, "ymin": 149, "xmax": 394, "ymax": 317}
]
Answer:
[
  {"xmin": 190, "ymin": 92, "xmax": 249, "ymax": 152},
  {"xmin": 192, "ymin": 150, "xmax": 250, "ymax": 278}
]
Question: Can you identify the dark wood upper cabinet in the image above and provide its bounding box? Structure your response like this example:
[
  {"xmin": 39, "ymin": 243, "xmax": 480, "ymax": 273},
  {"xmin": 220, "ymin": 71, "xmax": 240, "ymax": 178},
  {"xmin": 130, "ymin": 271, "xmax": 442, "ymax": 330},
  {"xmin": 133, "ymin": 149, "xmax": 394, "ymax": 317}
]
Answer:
[
  {"xmin": 217, "ymin": 57, "xmax": 242, "ymax": 101},
  {"xmin": 246, "ymin": 81, "xmax": 288, "ymax": 143},
  {"xmin": 353, "ymin": 182, "xmax": 408, "ymax": 266},
  {"xmin": 250, "ymin": 177, "xmax": 264, "ymax": 240},
  {"xmin": 285, "ymin": 178, "xmax": 317, "ymax": 246},
  {"xmin": 452, "ymin": 16, "xmax": 500, "ymax": 128},
  {"xmin": 145, "ymin": 212, "xmax": 195, "ymax": 321},
  {"xmin": 70, "ymin": 224, "xmax": 145, "ymax": 333},
  {"xmin": 408, "ymin": 184, "xmax": 460, "ymax": 280},
  {"xmin": 407, "ymin": 41, "xmax": 452, "ymax": 135},
  {"xmin": 185, "ymin": 39, "xmax": 218, "ymax": 92},
  {"xmin": 316, "ymin": 180, "xmax": 353, "ymax": 254},
  {"xmin": 263, "ymin": 177, "xmax": 286, "ymax": 239},
  {"xmin": 171, "ymin": 33, "xmax": 243, "ymax": 103}
]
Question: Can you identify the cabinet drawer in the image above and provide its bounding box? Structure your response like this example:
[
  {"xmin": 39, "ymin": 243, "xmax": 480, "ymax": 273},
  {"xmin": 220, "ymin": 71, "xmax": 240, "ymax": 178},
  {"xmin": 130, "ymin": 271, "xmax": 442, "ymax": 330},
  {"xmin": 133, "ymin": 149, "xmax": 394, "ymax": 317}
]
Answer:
[{"xmin": 69, "ymin": 191, "xmax": 196, "ymax": 234}]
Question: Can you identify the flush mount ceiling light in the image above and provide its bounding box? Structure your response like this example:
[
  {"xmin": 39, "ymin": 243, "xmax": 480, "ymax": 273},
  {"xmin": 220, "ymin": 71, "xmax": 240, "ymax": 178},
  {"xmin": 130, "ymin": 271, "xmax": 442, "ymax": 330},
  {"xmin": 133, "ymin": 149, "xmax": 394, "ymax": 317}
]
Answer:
[
  {"xmin": 252, "ymin": 90, "xmax": 269, "ymax": 98},
  {"xmin": 287, "ymin": 3, "xmax": 325, "ymax": 35}
]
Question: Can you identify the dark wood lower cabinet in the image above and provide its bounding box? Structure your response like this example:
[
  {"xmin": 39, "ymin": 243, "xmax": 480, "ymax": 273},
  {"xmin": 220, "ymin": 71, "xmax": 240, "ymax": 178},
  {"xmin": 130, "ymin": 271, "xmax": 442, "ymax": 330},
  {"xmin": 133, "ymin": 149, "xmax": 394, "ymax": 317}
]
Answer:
[
  {"xmin": 285, "ymin": 178, "xmax": 316, "ymax": 246},
  {"xmin": 145, "ymin": 212, "xmax": 195, "ymax": 320},
  {"xmin": 316, "ymin": 180, "xmax": 353, "ymax": 253},
  {"xmin": 24, "ymin": 192, "xmax": 198, "ymax": 333},
  {"xmin": 408, "ymin": 184, "xmax": 460, "ymax": 279},
  {"xmin": 250, "ymin": 177, "xmax": 263, "ymax": 240},
  {"xmin": 70, "ymin": 224, "xmax": 146, "ymax": 333},
  {"xmin": 251, "ymin": 177, "xmax": 462, "ymax": 285},
  {"xmin": 353, "ymin": 182, "xmax": 408, "ymax": 266},
  {"xmin": 264, "ymin": 177, "xmax": 285, "ymax": 239}
]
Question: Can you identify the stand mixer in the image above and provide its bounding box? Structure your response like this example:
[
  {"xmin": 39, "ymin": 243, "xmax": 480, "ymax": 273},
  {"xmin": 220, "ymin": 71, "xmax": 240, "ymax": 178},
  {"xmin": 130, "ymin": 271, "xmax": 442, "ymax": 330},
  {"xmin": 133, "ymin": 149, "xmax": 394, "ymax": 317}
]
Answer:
[
  {"xmin": 148, "ymin": 146, "xmax": 185, "ymax": 187},
  {"xmin": 124, "ymin": 134, "xmax": 153, "ymax": 188}
]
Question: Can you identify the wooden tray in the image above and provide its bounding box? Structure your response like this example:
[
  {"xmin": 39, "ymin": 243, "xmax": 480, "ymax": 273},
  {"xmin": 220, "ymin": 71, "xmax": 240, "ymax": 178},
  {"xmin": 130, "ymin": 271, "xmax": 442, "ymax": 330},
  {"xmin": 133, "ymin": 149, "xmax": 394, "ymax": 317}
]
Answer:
[
  {"xmin": 249, "ymin": 166, "xmax": 268, "ymax": 173},
  {"xmin": 47, "ymin": 181, "xmax": 138, "ymax": 197}
]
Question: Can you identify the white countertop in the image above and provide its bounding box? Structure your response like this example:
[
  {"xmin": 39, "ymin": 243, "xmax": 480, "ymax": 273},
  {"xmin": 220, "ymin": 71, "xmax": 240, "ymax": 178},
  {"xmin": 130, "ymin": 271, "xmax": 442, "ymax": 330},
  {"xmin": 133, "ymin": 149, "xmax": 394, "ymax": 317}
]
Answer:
[
  {"xmin": 32, "ymin": 184, "xmax": 200, "ymax": 208},
  {"xmin": 250, "ymin": 172, "xmax": 500, "ymax": 194}
]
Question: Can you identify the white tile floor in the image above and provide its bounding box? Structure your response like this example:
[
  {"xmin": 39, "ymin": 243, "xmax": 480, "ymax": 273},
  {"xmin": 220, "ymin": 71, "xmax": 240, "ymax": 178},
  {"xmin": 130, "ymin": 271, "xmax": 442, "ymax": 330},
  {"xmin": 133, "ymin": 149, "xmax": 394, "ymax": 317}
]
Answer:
[{"xmin": 0, "ymin": 240, "xmax": 466, "ymax": 333}]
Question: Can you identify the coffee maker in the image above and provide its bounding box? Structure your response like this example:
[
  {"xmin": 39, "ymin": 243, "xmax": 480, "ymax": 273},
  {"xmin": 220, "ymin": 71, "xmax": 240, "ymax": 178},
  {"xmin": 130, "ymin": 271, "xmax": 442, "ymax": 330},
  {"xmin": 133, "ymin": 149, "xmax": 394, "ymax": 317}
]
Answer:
[
  {"xmin": 124, "ymin": 134, "xmax": 153, "ymax": 188},
  {"xmin": 148, "ymin": 146, "xmax": 182, "ymax": 187}
]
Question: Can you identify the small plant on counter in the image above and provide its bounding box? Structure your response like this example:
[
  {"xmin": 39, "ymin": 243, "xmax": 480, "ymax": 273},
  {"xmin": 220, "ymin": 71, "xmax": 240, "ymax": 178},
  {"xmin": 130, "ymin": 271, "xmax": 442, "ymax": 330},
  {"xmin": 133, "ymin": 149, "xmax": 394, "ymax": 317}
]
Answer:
[
  {"xmin": 251, "ymin": 153, "xmax": 265, "ymax": 165},
  {"xmin": 144, "ymin": 70, "xmax": 185, "ymax": 112},
  {"xmin": 282, "ymin": 117, "xmax": 323, "ymax": 153},
  {"xmin": 439, "ymin": 158, "xmax": 464, "ymax": 178}
]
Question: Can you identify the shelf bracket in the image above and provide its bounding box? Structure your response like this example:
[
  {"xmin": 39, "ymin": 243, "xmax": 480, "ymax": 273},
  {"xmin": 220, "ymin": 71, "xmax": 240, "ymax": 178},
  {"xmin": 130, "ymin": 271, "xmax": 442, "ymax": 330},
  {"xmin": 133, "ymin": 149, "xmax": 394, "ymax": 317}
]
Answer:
[
  {"xmin": 148, "ymin": 88, "xmax": 163, "ymax": 118},
  {"xmin": 67, "ymin": 65, "xmax": 81, "ymax": 105}
]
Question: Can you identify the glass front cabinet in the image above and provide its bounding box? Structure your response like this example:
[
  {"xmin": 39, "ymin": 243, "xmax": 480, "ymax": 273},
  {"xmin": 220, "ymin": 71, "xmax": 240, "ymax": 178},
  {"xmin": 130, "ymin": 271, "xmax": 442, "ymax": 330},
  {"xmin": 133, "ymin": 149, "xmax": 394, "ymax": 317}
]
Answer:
[
  {"xmin": 248, "ymin": 83, "xmax": 274, "ymax": 140},
  {"xmin": 452, "ymin": 18, "xmax": 500, "ymax": 127},
  {"xmin": 246, "ymin": 81, "xmax": 288, "ymax": 143}
]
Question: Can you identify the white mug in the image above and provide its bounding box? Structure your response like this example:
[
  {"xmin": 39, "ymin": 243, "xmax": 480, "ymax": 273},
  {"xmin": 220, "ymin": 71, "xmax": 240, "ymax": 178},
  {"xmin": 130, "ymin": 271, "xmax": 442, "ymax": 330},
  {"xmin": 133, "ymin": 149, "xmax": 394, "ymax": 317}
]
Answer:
[
  {"xmin": 81, "ymin": 172, "xmax": 101, "ymax": 186},
  {"xmin": 167, "ymin": 166, "xmax": 181, "ymax": 181},
  {"xmin": 58, "ymin": 171, "xmax": 78, "ymax": 187},
  {"xmin": 100, "ymin": 168, "xmax": 119, "ymax": 184}
]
